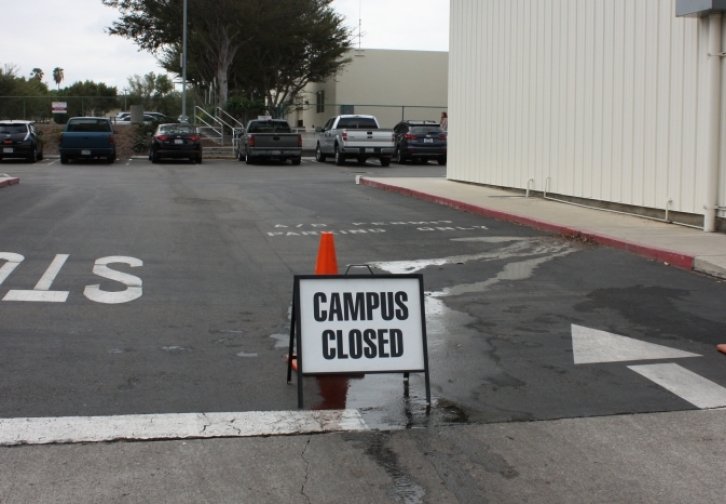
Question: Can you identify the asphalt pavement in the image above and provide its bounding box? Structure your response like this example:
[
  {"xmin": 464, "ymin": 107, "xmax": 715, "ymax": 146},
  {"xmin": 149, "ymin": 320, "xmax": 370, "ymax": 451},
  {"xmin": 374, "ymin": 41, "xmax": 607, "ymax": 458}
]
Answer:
[
  {"xmin": 2, "ymin": 170, "xmax": 726, "ymax": 503},
  {"xmin": 359, "ymin": 176, "xmax": 726, "ymax": 281}
]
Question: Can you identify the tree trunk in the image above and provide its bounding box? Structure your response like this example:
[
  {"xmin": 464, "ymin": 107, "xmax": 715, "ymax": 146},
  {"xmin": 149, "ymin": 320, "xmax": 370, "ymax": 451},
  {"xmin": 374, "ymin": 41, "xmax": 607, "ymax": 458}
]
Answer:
[{"xmin": 214, "ymin": 28, "xmax": 239, "ymax": 109}]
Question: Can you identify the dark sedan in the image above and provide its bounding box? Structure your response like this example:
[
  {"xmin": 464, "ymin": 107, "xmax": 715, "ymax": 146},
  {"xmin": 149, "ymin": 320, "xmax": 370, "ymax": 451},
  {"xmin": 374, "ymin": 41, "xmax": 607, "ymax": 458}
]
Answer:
[
  {"xmin": 149, "ymin": 123, "xmax": 202, "ymax": 163},
  {"xmin": 0, "ymin": 120, "xmax": 43, "ymax": 162},
  {"xmin": 393, "ymin": 120, "xmax": 446, "ymax": 165}
]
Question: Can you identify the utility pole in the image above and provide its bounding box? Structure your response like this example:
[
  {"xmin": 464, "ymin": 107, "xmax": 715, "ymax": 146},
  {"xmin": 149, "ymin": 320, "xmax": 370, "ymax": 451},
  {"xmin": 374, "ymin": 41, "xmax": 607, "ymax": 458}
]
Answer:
[{"xmin": 181, "ymin": 0, "xmax": 189, "ymax": 122}]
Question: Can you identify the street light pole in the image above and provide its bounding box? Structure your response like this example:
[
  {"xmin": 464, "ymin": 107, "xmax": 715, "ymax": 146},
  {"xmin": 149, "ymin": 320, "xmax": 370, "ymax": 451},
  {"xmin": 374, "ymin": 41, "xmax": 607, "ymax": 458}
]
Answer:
[{"xmin": 181, "ymin": 0, "xmax": 188, "ymax": 122}]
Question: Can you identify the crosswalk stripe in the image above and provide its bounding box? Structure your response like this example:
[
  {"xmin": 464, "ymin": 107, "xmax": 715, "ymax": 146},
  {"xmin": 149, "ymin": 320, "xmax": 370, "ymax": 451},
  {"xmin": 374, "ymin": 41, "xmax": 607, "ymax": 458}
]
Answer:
[{"xmin": 0, "ymin": 409, "xmax": 369, "ymax": 446}]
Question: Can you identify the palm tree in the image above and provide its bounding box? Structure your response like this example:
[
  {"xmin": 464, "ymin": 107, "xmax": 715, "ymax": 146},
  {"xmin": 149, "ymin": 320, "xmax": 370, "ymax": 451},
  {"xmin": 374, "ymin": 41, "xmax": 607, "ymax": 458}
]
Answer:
[
  {"xmin": 52, "ymin": 67, "xmax": 64, "ymax": 89},
  {"xmin": 30, "ymin": 68, "xmax": 44, "ymax": 81}
]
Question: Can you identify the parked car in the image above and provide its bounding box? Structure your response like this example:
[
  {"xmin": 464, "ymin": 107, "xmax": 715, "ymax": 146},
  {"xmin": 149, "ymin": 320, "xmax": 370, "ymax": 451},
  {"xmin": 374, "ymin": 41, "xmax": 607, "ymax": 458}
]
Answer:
[
  {"xmin": 315, "ymin": 114, "xmax": 394, "ymax": 166},
  {"xmin": 0, "ymin": 120, "xmax": 43, "ymax": 163},
  {"xmin": 149, "ymin": 123, "xmax": 202, "ymax": 163},
  {"xmin": 115, "ymin": 112, "xmax": 172, "ymax": 125},
  {"xmin": 392, "ymin": 120, "xmax": 447, "ymax": 165},
  {"xmin": 59, "ymin": 117, "xmax": 116, "ymax": 164},
  {"xmin": 235, "ymin": 118, "xmax": 302, "ymax": 165},
  {"xmin": 145, "ymin": 112, "xmax": 174, "ymax": 123}
]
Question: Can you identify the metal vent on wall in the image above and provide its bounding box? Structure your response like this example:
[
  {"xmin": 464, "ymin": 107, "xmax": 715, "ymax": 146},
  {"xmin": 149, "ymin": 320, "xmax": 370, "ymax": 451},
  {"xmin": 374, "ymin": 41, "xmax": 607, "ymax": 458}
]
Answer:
[{"xmin": 676, "ymin": 0, "xmax": 726, "ymax": 16}]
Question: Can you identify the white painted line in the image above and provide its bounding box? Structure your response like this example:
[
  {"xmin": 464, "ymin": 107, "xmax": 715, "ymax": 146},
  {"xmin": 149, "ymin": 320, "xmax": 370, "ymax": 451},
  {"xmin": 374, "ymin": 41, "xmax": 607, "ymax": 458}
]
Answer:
[
  {"xmin": 572, "ymin": 324, "xmax": 700, "ymax": 364},
  {"xmin": 0, "ymin": 252, "xmax": 24, "ymax": 285},
  {"xmin": 628, "ymin": 363, "xmax": 726, "ymax": 409},
  {"xmin": 2, "ymin": 290, "xmax": 69, "ymax": 302},
  {"xmin": 34, "ymin": 254, "xmax": 69, "ymax": 290},
  {"xmin": 0, "ymin": 409, "xmax": 369, "ymax": 446}
]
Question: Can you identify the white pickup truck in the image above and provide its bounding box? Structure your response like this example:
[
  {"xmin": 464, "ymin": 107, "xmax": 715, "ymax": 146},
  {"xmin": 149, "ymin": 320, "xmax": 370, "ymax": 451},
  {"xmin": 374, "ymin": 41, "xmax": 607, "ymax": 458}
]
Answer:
[{"xmin": 315, "ymin": 114, "xmax": 394, "ymax": 166}]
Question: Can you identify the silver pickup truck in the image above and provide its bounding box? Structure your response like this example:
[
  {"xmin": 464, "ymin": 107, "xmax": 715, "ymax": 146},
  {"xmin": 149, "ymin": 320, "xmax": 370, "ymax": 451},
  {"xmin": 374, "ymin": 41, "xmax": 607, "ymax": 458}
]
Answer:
[
  {"xmin": 315, "ymin": 114, "xmax": 394, "ymax": 166},
  {"xmin": 236, "ymin": 118, "xmax": 302, "ymax": 165}
]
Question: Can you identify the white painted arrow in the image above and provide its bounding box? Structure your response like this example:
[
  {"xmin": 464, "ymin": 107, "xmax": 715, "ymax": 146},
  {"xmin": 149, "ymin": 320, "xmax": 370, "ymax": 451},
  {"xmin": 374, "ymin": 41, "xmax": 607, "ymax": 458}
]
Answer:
[
  {"xmin": 572, "ymin": 324, "xmax": 726, "ymax": 409},
  {"xmin": 571, "ymin": 324, "xmax": 701, "ymax": 365}
]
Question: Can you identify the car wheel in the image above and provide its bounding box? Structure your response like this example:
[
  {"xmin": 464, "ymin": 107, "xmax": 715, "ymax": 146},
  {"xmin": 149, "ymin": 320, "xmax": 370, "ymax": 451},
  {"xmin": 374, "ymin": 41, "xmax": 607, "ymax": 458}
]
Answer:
[
  {"xmin": 60, "ymin": 154, "xmax": 69, "ymax": 165},
  {"xmin": 291, "ymin": 157, "xmax": 301, "ymax": 165},
  {"xmin": 27, "ymin": 147, "xmax": 37, "ymax": 163},
  {"xmin": 196, "ymin": 155, "xmax": 203, "ymax": 164},
  {"xmin": 315, "ymin": 144, "xmax": 326, "ymax": 162},
  {"xmin": 335, "ymin": 145, "xmax": 345, "ymax": 165},
  {"xmin": 394, "ymin": 147, "xmax": 406, "ymax": 164},
  {"xmin": 437, "ymin": 156, "xmax": 447, "ymax": 165},
  {"xmin": 245, "ymin": 152, "xmax": 255, "ymax": 164},
  {"xmin": 37, "ymin": 149, "xmax": 43, "ymax": 161},
  {"xmin": 380, "ymin": 157, "xmax": 391, "ymax": 167}
]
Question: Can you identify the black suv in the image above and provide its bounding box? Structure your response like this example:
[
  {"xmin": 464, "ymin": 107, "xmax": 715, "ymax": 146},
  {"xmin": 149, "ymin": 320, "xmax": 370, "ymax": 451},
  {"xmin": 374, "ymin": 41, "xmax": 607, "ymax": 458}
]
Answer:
[
  {"xmin": 0, "ymin": 120, "xmax": 43, "ymax": 162},
  {"xmin": 392, "ymin": 120, "xmax": 446, "ymax": 165}
]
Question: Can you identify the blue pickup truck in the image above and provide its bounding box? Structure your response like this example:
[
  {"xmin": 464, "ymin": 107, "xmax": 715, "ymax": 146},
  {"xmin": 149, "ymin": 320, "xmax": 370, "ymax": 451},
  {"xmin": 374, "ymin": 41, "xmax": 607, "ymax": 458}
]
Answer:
[{"xmin": 59, "ymin": 117, "xmax": 116, "ymax": 164}]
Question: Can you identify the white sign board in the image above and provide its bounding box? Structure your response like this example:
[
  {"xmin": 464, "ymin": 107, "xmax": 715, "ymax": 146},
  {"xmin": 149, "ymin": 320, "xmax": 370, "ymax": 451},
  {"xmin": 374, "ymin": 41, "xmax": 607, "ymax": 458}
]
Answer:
[
  {"xmin": 51, "ymin": 101, "xmax": 67, "ymax": 114},
  {"xmin": 296, "ymin": 276, "xmax": 426, "ymax": 374}
]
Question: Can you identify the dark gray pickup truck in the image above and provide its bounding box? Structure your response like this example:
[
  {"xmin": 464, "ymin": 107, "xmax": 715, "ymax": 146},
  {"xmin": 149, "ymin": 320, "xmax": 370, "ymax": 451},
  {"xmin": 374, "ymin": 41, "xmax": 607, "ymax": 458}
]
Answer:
[
  {"xmin": 235, "ymin": 119, "xmax": 302, "ymax": 165},
  {"xmin": 59, "ymin": 117, "xmax": 116, "ymax": 164}
]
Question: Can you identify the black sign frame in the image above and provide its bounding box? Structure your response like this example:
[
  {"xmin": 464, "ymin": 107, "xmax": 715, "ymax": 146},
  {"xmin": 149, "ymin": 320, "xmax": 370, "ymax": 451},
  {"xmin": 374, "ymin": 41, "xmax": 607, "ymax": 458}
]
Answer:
[{"xmin": 287, "ymin": 274, "xmax": 431, "ymax": 409}]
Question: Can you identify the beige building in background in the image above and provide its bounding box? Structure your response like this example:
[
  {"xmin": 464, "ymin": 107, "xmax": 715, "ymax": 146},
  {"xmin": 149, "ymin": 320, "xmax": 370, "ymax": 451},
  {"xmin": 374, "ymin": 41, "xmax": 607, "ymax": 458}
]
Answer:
[
  {"xmin": 288, "ymin": 48, "xmax": 448, "ymax": 130},
  {"xmin": 448, "ymin": 0, "xmax": 726, "ymax": 232}
]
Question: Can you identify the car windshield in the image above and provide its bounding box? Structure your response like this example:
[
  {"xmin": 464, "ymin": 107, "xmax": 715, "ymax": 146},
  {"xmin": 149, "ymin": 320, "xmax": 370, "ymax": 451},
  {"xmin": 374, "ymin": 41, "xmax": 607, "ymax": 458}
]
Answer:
[
  {"xmin": 159, "ymin": 124, "xmax": 195, "ymax": 134},
  {"xmin": 410, "ymin": 126, "xmax": 442, "ymax": 134},
  {"xmin": 0, "ymin": 124, "xmax": 29, "ymax": 134},
  {"xmin": 247, "ymin": 121, "xmax": 291, "ymax": 133},
  {"xmin": 337, "ymin": 117, "xmax": 378, "ymax": 129},
  {"xmin": 66, "ymin": 119, "xmax": 111, "ymax": 132}
]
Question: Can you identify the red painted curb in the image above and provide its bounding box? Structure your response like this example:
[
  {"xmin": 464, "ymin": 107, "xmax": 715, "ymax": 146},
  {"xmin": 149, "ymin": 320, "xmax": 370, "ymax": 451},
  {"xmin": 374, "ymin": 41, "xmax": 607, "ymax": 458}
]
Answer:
[
  {"xmin": 0, "ymin": 177, "xmax": 20, "ymax": 188},
  {"xmin": 360, "ymin": 177, "xmax": 695, "ymax": 271}
]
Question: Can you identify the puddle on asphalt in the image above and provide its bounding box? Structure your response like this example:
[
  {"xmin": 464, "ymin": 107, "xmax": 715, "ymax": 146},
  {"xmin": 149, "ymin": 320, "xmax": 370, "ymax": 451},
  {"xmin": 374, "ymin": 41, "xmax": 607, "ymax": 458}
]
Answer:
[{"xmin": 270, "ymin": 236, "xmax": 579, "ymax": 429}]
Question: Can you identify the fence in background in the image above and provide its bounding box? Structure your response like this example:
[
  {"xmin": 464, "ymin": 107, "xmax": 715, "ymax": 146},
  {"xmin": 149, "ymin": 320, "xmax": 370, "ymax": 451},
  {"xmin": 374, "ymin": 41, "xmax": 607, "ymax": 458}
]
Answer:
[{"xmin": 1, "ymin": 97, "xmax": 446, "ymax": 130}]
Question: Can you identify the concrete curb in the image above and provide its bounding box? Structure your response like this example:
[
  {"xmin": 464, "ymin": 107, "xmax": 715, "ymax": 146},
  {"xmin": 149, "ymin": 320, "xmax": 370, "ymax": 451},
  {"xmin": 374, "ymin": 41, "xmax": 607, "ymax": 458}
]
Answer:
[
  {"xmin": 359, "ymin": 176, "xmax": 696, "ymax": 271},
  {"xmin": 0, "ymin": 176, "xmax": 20, "ymax": 188}
]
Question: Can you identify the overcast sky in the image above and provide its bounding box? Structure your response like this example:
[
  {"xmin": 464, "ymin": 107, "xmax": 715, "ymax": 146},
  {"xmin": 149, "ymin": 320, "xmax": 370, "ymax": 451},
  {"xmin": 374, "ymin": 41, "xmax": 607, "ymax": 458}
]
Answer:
[{"xmin": 1, "ymin": 0, "xmax": 449, "ymax": 91}]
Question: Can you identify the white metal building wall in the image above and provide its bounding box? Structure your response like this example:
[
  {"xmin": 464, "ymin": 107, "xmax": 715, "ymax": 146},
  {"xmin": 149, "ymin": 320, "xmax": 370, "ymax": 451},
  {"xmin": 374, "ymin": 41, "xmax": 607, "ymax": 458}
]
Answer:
[{"xmin": 448, "ymin": 0, "xmax": 726, "ymax": 219}]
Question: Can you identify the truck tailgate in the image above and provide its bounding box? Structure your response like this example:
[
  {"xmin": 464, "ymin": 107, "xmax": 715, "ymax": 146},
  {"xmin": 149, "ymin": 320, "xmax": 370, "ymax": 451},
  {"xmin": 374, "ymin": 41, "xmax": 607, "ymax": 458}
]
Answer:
[
  {"xmin": 341, "ymin": 130, "xmax": 394, "ymax": 148},
  {"xmin": 61, "ymin": 132, "xmax": 114, "ymax": 149},
  {"xmin": 249, "ymin": 133, "xmax": 300, "ymax": 148}
]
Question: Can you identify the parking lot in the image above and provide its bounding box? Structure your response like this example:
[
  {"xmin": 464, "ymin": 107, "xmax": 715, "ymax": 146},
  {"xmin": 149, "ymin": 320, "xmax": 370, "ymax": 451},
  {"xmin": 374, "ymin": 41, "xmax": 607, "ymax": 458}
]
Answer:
[
  {"xmin": 1, "ymin": 156, "xmax": 724, "ymax": 433},
  {"xmin": 3, "ymin": 156, "xmax": 726, "ymax": 502}
]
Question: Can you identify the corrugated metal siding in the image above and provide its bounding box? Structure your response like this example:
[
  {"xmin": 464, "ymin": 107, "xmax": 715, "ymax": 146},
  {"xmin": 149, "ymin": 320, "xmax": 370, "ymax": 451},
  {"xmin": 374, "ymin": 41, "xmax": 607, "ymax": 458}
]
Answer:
[{"xmin": 448, "ymin": 0, "xmax": 726, "ymax": 217}]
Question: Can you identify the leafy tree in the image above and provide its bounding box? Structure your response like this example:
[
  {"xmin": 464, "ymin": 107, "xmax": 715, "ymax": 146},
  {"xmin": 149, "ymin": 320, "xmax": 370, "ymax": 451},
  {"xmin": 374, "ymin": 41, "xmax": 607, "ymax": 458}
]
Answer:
[
  {"xmin": 57, "ymin": 80, "xmax": 118, "ymax": 116},
  {"xmin": 102, "ymin": 0, "xmax": 351, "ymax": 115},
  {"xmin": 125, "ymin": 72, "xmax": 177, "ymax": 113},
  {"xmin": 30, "ymin": 68, "xmax": 44, "ymax": 82},
  {"xmin": 245, "ymin": 0, "xmax": 351, "ymax": 117},
  {"xmin": 52, "ymin": 67, "xmax": 64, "ymax": 89},
  {"xmin": 0, "ymin": 65, "xmax": 50, "ymax": 119}
]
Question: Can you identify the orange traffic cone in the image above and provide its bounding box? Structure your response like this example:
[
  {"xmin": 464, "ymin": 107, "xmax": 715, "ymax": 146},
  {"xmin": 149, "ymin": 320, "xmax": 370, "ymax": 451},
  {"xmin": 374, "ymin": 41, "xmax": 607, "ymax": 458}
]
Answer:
[
  {"xmin": 315, "ymin": 231, "xmax": 339, "ymax": 275},
  {"xmin": 312, "ymin": 231, "xmax": 349, "ymax": 409},
  {"xmin": 289, "ymin": 232, "xmax": 339, "ymax": 376},
  {"xmin": 717, "ymin": 344, "xmax": 726, "ymax": 355}
]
